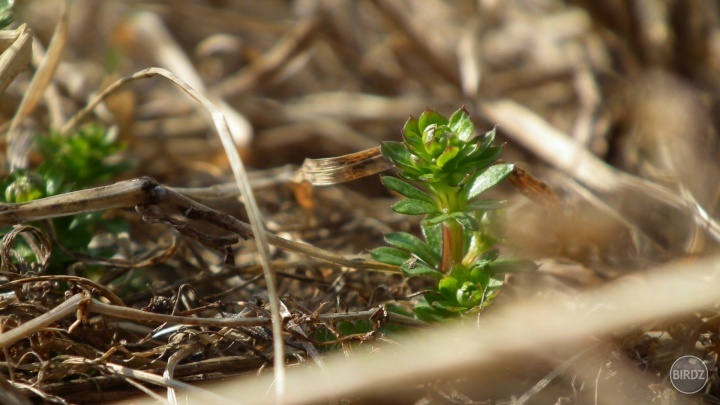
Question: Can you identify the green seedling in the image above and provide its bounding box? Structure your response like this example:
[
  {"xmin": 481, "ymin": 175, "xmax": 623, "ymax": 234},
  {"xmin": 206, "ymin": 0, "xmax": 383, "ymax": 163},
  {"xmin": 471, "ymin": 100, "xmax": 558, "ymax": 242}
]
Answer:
[
  {"xmin": 0, "ymin": 0, "xmax": 14, "ymax": 30},
  {"xmin": 371, "ymin": 107, "xmax": 536, "ymax": 321},
  {"xmin": 1, "ymin": 124, "xmax": 133, "ymax": 271}
]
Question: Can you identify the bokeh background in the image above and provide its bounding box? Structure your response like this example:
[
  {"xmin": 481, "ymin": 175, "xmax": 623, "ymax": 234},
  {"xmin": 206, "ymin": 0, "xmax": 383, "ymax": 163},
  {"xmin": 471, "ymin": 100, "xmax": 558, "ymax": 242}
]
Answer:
[{"xmin": 3, "ymin": 0, "xmax": 720, "ymax": 403}]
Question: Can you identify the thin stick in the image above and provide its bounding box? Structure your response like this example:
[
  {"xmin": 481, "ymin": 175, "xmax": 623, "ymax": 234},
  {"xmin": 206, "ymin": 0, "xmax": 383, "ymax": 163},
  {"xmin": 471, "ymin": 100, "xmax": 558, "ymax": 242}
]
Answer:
[
  {"xmin": 0, "ymin": 295, "xmax": 423, "ymax": 353},
  {"xmin": 87, "ymin": 299, "xmax": 424, "ymax": 329},
  {"xmin": 0, "ymin": 275, "xmax": 125, "ymax": 307},
  {"xmin": 0, "ymin": 178, "xmax": 400, "ymax": 273},
  {"xmin": 0, "ymin": 24, "xmax": 32, "ymax": 95},
  {"xmin": 105, "ymin": 363, "xmax": 234, "ymax": 404},
  {"xmin": 0, "ymin": 293, "xmax": 84, "ymax": 349}
]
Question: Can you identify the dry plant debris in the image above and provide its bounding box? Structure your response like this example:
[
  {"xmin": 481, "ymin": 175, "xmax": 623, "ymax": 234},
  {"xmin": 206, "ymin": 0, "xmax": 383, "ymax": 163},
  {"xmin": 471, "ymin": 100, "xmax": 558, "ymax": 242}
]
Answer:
[{"xmin": 0, "ymin": 0, "xmax": 720, "ymax": 404}]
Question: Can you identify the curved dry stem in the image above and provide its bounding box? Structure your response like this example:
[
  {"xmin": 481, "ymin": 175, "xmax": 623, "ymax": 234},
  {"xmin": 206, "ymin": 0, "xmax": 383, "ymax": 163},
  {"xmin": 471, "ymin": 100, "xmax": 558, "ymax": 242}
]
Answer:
[
  {"xmin": 59, "ymin": 67, "xmax": 287, "ymax": 395},
  {"xmin": 0, "ymin": 292, "xmax": 84, "ymax": 350},
  {"xmin": 0, "ymin": 275, "xmax": 125, "ymax": 307},
  {"xmin": 0, "ymin": 24, "xmax": 32, "ymax": 96},
  {"xmin": 165, "ymin": 343, "xmax": 206, "ymax": 405},
  {"xmin": 7, "ymin": 0, "xmax": 68, "ymax": 169},
  {"xmin": 105, "ymin": 362, "xmax": 234, "ymax": 405}
]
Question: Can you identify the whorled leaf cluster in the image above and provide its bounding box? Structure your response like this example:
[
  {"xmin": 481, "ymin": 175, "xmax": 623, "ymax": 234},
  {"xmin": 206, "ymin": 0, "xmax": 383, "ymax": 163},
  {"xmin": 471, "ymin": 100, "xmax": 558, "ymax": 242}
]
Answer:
[{"xmin": 372, "ymin": 108, "xmax": 536, "ymax": 321}]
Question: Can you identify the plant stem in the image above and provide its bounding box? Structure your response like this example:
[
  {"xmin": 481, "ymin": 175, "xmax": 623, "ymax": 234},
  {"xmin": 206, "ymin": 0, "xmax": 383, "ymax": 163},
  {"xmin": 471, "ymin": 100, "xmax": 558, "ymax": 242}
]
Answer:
[
  {"xmin": 441, "ymin": 219, "xmax": 463, "ymax": 273},
  {"xmin": 432, "ymin": 183, "xmax": 464, "ymax": 274}
]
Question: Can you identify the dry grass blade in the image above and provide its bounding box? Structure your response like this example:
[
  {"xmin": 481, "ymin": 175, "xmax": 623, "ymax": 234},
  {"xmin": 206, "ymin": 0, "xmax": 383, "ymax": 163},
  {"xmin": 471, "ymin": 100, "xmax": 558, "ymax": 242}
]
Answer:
[
  {"xmin": 293, "ymin": 146, "xmax": 393, "ymax": 185},
  {"xmin": 211, "ymin": 17, "xmax": 319, "ymax": 98},
  {"xmin": 0, "ymin": 23, "xmax": 31, "ymax": 95},
  {"xmin": 478, "ymin": 98, "xmax": 720, "ymax": 241},
  {"xmin": 6, "ymin": 0, "xmax": 67, "ymax": 169},
  {"xmin": 0, "ymin": 376, "xmax": 33, "ymax": 405},
  {"xmin": 106, "ymin": 363, "xmax": 235, "ymax": 405},
  {"xmin": 139, "ymin": 65, "xmax": 290, "ymax": 394},
  {"xmin": 504, "ymin": 162, "xmax": 561, "ymax": 211},
  {"xmin": 165, "ymin": 344, "xmax": 205, "ymax": 405},
  {"xmin": 0, "ymin": 293, "xmax": 83, "ymax": 350},
  {"xmin": 126, "ymin": 11, "xmax": 252, "ymax": 147},
  {"xmin": 478, "ymin": 99, "xmax": 622, "ymax": 193},
  {"xmin": 372, "ymin": 0, "xmax": 460, "ymax": 86}
]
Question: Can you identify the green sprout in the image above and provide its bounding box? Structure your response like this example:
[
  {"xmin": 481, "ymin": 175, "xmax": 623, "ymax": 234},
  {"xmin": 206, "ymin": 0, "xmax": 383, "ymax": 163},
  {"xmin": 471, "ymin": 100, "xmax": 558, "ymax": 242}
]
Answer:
[
  {"xmin": 1, "ymin": 124, "xmax": 133, "ymax": 271},
  {"xmin": 0, "ymin": 0, "xmax": 14, "ymax": 30},
  {"xmin": 371, "ymin": 107, "xmax": 536, "ymax": 322}
]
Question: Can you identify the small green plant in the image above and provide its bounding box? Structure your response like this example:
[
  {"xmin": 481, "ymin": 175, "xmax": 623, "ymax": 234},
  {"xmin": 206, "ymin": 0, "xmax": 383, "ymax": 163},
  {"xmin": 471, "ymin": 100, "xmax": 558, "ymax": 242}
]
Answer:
[
  {"xmin": 371, "ymin": 107, "xmax": 536, "ymax": 322},
  {"xmin": 1, "ymin": 124, "xmax": 133, "ymax": 270},
  {"xmin": 0, "ymin": 0, "xmax": 14, "ymax": 30}
]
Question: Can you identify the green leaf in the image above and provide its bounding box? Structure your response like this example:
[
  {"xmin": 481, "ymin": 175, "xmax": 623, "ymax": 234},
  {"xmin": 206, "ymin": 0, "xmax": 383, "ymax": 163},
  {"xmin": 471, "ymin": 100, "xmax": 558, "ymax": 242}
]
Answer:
[
  {"xmin": 418, "ymin": 109, "xmax": 448, "ymax": 132},
  {"xmin": 470, "ymin": 266, "xmax": 490, "ymax": 288},
  {"xmin": 421, "ymin": 213, "xmax": 451, "ymax": 227},
  {"xmin": 430, "ymin": 300, "xmax": 466, "ymax": 312},
  {"xmin": 480, "ymin": 249, "xmax": 500, "ymax": 261},
  {"xmin": 482, "ymin": 209, "xmax": 508, "ymax": 238},
  {"xmin": 456, "ymin": 282, "xmax": 481, "ymax": 307},
  {"xmin": 412, "ymin": 304, "xmax": 448, "ymax": 322},
  {"xmin": 480, "ymin": 127, "xmax": 496, "ymax": 149},
  {"xmin": 466, "ymin": 199, "xmax": 507, "ymax": 211},
  {"xmin": 417, "ymin": 170, "xmax": 447, "ymax": 183},
  {"xmin": 421, "ymin": 223, "xmax": 443, "ymax": 259},
  {"xmin": 465, "ymin": 145, "xmax": 503, "ymax": 168},
  {"xmin": 391, "ymin": 199, "xmax": 438, "ymax": 215},
  {"xmin": 401, "ymin": 261, "xmax": 442, "ymax": 278},
  {"xmin": 401, "ymin": 117, "xmax": 427, "ymax": 158},
  {"xmin": 398, "ymin": 172, "xmax": 423, "ymax": 182},
  {"xmin": 44, "ymin": 171, "xmax": 65, "ymax": 196},
  {"xmin": 338, "ymin": 320, "xmax": 371, "ymax": 336},
  {"xmin": 461, "ymin": 163, "xmax": 514, "ymax": 201},
  {"xmin": 448, "ymin": 107, "xmax": 474, "ymax": 142},
  {"xmin": 423, "ymin": 291, "xmax": 445, "ymax": 305},
  {"xmin": 4, "ymin": 172, "xmax": 45, "ymax": 203},
  {"xmin": 450, "ymin": 212, "xmax": 479, "ymax": 231},
  {"xmin": 438, "ymin": 277, "xmax": 459, "ymax": 299},
  {"xmin": 446, "ymin": 171, "xmax": 473, "ymax": 187},
  {"xmin": 0, "ymin": 0, "xmax": 14, "ymax": 30},
  {"xmin": 448, "ymin": 264, "xmax": 471, "ymax": 284},
  {"xmin": 69, "ymin": 212, "xmax": 104, "ymax": 231},
  {"xmin": 370, "ymin": 247, "xmax": 411, "ymax": 266},
  {"xmin": 423, "ymin": 125, "xmax": 448, "ymax": 157},
  {"xmin": 380, "ymin": 141, "xmax": 415, "ymax": 171},
  {"xmin": 436, "ymin": 145, "xmax": 459, "ymax": 168},
  {"xmin": 448, "ymin": 145, "xmax": 503, "ymax": 187},
  {"xmin": 384, "ymin": 232, "xmax": 439, "ymax": 266},
  {"xmin": 489, "ymin": 258, "xmax": 539, "ymax": 273},
  {"xmin": 381, "ymin": 176, "xmax": 434, "ymax": 204},
  {"xmin": 34, "ymin": 124, "xmax": 132, "ymax": 189}
]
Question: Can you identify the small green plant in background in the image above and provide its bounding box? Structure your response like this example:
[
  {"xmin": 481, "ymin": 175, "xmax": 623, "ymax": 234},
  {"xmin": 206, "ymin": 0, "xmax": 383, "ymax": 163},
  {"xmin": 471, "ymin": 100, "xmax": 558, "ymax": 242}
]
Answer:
[
  {"xmin": 371, "ymin": 107, "xmax": 536, "ymax": 322},
  {"xmin": 0, "ymin": 0, "xmax": 14, "ymax": 30},
  {"xmin": 1, "ymin": 124, "xmax": 133, "ymax": 270}
]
